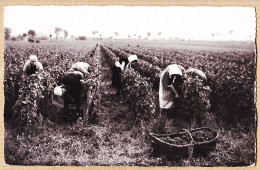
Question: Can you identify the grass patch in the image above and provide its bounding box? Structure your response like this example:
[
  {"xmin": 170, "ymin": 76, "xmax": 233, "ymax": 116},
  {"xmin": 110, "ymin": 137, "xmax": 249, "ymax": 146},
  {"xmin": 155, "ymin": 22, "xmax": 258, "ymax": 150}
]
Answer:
[{"xmin": 4, "ymin": 115, "xmax": 256, "ymax": 166}]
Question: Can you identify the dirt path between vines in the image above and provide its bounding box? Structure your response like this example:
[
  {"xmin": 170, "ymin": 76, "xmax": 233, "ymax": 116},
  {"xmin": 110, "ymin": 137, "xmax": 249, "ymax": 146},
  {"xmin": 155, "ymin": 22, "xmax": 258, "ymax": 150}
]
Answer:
[{"xmin": 86, "ymin": 46, "xmax": 152, "ymax": 165}]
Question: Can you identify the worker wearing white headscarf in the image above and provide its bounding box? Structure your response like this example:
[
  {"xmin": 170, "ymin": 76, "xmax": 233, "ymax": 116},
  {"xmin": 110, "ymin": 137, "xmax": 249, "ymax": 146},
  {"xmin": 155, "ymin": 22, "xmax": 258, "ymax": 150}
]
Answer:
[
  {"xmin": 159, "ymin": 64, "xmax": 185, "ymax": 110},
  {"xmin": 23, "ymin": 55, "xmax": 43, "ymax": 76}
]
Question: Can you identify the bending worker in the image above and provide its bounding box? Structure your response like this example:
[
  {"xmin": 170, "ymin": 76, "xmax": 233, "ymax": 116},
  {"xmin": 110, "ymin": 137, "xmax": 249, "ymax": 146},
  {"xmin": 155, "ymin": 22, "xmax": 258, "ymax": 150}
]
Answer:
[
  {"xmin": 23, "ymin": 55, "xmax": 43, "ymax": 76},
  {"xmin": 159, "ymin": 64, "xmax": 207, "ymax": 116},
  {"xmin": 54, "ymin": 62, "xmax": 91, "ymax": 121}
]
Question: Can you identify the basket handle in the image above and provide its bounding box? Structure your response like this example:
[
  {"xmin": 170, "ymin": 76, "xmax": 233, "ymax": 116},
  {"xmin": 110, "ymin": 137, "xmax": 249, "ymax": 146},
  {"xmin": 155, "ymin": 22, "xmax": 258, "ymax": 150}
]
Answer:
[{"xmin": 179, "ymin": 129, "xmax": 196, "ymax": 145}]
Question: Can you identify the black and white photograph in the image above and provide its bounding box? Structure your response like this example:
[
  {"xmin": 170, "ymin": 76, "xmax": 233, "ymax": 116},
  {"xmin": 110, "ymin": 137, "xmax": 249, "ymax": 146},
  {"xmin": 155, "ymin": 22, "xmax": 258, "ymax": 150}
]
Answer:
[{"xmin": 3, "ymin": 6, "xmax": 257, "ymax": 167}]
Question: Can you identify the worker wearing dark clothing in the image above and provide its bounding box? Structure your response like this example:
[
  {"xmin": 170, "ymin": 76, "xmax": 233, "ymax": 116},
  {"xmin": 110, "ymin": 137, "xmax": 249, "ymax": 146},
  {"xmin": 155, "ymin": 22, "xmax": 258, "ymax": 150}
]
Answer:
[
  {"xmin": 119, "ymin": 57, "xmax": 129, "ymax": 68},
  {"xmin": 58, "ymin": 71, "xmax": 84, "ymax": 113},
  {"xmin": 111, "ymin": 55, "xmax": 138, "ymax": 96},
  {"xmin": 54, "ymin": 62, "xmax": 91, "ymax": 122},
  {"xmin": 112, "ymin": 61, "xmax": 124, "ymax": 96},
  {"xmin": 56, "ymin": 71, "xmax": 84, "ymax": 122}
]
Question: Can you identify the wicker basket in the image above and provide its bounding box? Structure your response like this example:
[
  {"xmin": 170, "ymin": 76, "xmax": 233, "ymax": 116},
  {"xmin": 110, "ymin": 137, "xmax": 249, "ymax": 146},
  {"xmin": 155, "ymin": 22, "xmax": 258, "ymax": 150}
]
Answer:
[
  {"xmin": 190, "ymin": 127, "xmax": 219, "ymax": 155},
  {"xmin": 149, "ymin": 129, "xmax": 194, "ymax": 159},
  {"xmin": 149, "ymin": 127, "xmax": 218, "ymax": 159}
]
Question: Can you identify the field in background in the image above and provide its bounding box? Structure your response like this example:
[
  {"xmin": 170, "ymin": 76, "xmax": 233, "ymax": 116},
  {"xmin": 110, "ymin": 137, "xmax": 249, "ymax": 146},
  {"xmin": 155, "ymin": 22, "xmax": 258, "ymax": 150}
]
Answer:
[
  {"xmin": 5, "ymin": 38, "xmax": 255, "ymax": 51},
  {"xmin": 4, "ymin": 39, "xmax": 100, "ymax": 48},
  {"xmin": 106, "ymin": 39, "xmax": 255, "ymax": 52},
  {"xmin": 3, "ymin": 39, "xmax": 257, "ymax": 166}
]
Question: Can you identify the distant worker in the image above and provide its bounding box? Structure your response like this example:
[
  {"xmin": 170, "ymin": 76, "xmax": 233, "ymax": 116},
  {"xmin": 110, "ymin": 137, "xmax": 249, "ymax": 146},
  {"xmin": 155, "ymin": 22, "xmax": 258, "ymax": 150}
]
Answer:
[
  {"xmin": 125, "ymin": 54, "xmax": 138, "ymax": 69},
  {"xmin": 111, "ymin": 55, "xmax": 138, "ymax": 96},
  {"xmin": 117, "ymin": 54, "xmax": 138, "ymax": 70},
  {"xmin": 112, "ymin": 61, "xmax": 124, "ymax": 97},
  {"xmin": 23, "ymin": 55, "xmax": 43, "ymax": 76}
]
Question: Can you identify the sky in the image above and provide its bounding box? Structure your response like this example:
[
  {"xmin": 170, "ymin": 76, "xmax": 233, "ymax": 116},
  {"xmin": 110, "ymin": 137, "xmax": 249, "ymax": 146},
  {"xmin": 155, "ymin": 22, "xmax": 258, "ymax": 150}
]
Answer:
[{"xmin": 4, "ymin": 6, "xmax": 256, "ymax": 41}]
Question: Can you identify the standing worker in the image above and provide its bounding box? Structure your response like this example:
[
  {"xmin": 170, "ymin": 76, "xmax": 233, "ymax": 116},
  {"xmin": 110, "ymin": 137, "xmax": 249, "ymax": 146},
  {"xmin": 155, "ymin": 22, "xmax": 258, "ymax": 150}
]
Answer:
[
  {"xmin": 111, "ymin": 55, "xmax": 138, "ymax": 96},
  {"xmin": 23, "ymin": 55, "xmax": 43, "ymax": 76},
  {"xmin": 112, "ymin": 61, "xmax": 124, "ymax": 97}
]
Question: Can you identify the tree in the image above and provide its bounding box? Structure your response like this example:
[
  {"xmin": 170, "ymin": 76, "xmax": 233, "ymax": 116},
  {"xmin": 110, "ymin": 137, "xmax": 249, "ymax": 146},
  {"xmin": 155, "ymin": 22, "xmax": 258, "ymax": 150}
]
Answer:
[
  {"xmin": 157, "ymin": 32, "xmax": 162, "ymax": 40},
  {"xmin": 229, "ymin": 30, "xmax": 234, "ymax": 40},
  {"xmin": 50, "ymin": 34, "xmax": 52, "ymax": 38},
  {"xmin": 54, "ymin": 27, "xmax": 63, "ymax": 38},
  {"xmin": 23, "ymin": 33, "xmax": 27, "ymax": 37},
  {"xmin": 211, "ymin": 33, "xmax": 215, "ymax": 40},
  {"xmin": 114, "ymin": 32, "xmax": 118, "ymax": 36},
  {"xmin": 78, "ymin": 36, "xmax": 87, "ymax": 40},
  {"xmin": 28, "ymin": 30, "xmax": 36, "ymax": 37},
  {"xmin": 17, "ymin": 35, "xmax": 24, "ymax": 40},
  {"xmin": 147, "ymin": 32, "xmax": 151, "ymax": 39},
  {"xmin": 4, "ymin": 27, "xmax": 11, "ymax": 40},
  {"xmin": 64, "ymin": 30, "xmax": 68, "ymax": 38},
  {"xmin": 91, "ymin": 30, "xmax": 98, "ymax": 37}
]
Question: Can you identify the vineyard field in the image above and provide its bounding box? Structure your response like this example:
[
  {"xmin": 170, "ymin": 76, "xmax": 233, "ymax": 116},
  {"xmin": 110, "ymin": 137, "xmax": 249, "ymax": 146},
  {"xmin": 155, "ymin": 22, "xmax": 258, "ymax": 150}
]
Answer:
[{"xmin": 3, "ymin": 39, "xmax": 256, "ymax": 167}]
